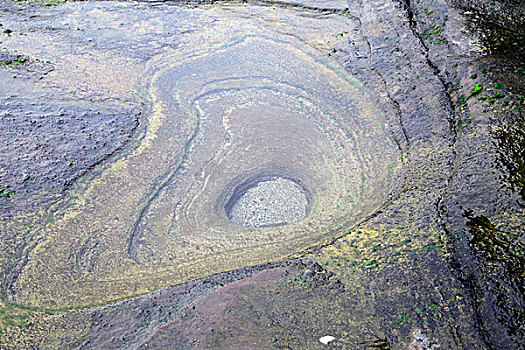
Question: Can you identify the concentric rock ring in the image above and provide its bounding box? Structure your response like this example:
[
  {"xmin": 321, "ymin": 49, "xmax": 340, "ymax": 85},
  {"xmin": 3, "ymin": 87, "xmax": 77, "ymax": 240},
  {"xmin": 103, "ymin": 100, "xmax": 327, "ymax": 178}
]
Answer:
[
  {"xmin": 14, "ymin": 18, "xmax": 399, "ymax": 305},
  {"xmin": 128, "ymin": 36, "xmax": 397, "ymax": 266}
]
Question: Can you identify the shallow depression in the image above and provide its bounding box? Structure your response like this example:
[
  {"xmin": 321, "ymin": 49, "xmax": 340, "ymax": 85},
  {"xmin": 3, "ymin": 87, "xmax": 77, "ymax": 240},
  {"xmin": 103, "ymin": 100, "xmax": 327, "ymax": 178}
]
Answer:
[
  {"xmin": 10, "ymin": 1, "xmax": 400, "ymax": 306},
  {"xmin": 228, "ymin": 177, "xmax": 309, "ymax": 228}
]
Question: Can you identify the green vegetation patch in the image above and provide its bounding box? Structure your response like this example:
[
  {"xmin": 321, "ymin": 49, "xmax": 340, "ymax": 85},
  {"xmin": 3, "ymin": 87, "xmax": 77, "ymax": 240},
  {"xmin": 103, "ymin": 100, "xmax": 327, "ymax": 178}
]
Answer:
[
  {"xmin": 1, "ymin": 55, "xmax": 27, "ymax": 67},
  {"xmin": 467, "ymin": 84, "xmax": 483, "ymax": 100},
  {"xmin": 0, "ymin": 303, "xmax": 38, "ymax": 334},
  {"xmin": 314, "ymin": 228, "xmax": 446, "ymax": 276},
  {"xmin": 0, "ymin": 185, "xmax": 15, "ymax": 198}
]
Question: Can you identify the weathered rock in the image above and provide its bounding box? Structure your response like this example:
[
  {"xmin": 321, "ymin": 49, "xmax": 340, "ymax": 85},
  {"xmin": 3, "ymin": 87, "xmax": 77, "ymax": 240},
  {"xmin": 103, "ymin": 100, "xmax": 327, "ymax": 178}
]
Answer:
[{"xmin": 0, "ymin": 0, "xmax": 523, "ymax": 348}]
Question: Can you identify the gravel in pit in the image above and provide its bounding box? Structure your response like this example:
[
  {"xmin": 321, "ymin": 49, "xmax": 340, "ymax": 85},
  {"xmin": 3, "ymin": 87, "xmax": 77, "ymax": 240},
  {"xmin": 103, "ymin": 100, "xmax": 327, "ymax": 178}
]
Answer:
[{"xmin": 228, "ymin": 177, "xmax": 309, "ymax": 227}]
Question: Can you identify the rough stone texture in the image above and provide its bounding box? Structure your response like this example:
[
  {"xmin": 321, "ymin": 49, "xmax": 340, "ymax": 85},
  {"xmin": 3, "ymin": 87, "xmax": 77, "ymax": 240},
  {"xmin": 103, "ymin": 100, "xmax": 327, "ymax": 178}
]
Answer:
[
  {"xmin": 1, "ymin": 0, "xmax": 398, "ymax": 309},
  {"xmin": 0, "ymin": 49, "xmax": 139, "ymax": 304},
  {"xmin": 450, "ymin": 0, "xmax": 525, "ymax": 32},
  {"xmin": 0, "ymin": 99, "xmax": 139, "ymax": 214},
  {"xmin": 0, "ymin": 0, "xmax": 523, "ymax": 349}
]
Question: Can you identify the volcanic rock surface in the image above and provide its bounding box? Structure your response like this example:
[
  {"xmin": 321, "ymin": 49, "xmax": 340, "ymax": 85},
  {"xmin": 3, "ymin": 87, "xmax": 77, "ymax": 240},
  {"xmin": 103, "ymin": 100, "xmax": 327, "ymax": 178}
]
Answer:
[{"xmin": 0, "ymin": 0, "xmax": 523, "ymax": 349}]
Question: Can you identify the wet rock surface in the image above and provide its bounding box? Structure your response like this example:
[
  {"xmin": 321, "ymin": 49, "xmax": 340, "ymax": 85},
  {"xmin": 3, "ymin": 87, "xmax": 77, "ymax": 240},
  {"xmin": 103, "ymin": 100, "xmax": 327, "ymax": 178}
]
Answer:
[
  {"xmin": 0, "ymin": 99, "xmax": 138, "ymax": 213},
  {"xmin": 0, "ymin": 0, "xmax": 398, "ymax": 307},
  {"xmin": 0, "ymin": 0, "xmax": 523, "ymax": 349}
]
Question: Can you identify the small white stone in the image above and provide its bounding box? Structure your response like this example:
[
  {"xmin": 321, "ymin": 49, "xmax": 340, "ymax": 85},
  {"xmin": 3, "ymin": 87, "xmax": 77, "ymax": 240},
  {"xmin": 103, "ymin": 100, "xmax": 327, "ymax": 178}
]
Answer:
[{"xmin": 319, "ymin": 335, "xmax": 335, "ymax": 344}]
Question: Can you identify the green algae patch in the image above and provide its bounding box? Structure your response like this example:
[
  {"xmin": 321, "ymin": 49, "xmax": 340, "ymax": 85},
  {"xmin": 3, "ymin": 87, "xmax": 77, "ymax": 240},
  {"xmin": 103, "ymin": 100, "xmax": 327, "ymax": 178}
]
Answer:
[
  {"xmin": 0, "ymin": 303, "xmax": 91, "ymax": 349},
  {"xmin": 311, "ymin": 228, "xmax": 447, "ymax": 279},
  {"xmin": 303, "ymin": 221, "xmax": 470, "ymax": 348},
  {"xmin": 0, "ymin": 56, "xmax": 27, "ymax": 67},
  {"xmin": 0, "ymin": 185, "xmax": 15, "ymax": 198},
  {"xmin": 467, "ymin": 84, "xmax": 483, "ymax": 100},
  {"xmin": 0, "ymin": 303, "xmax": 36, "ymax": 334}
]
